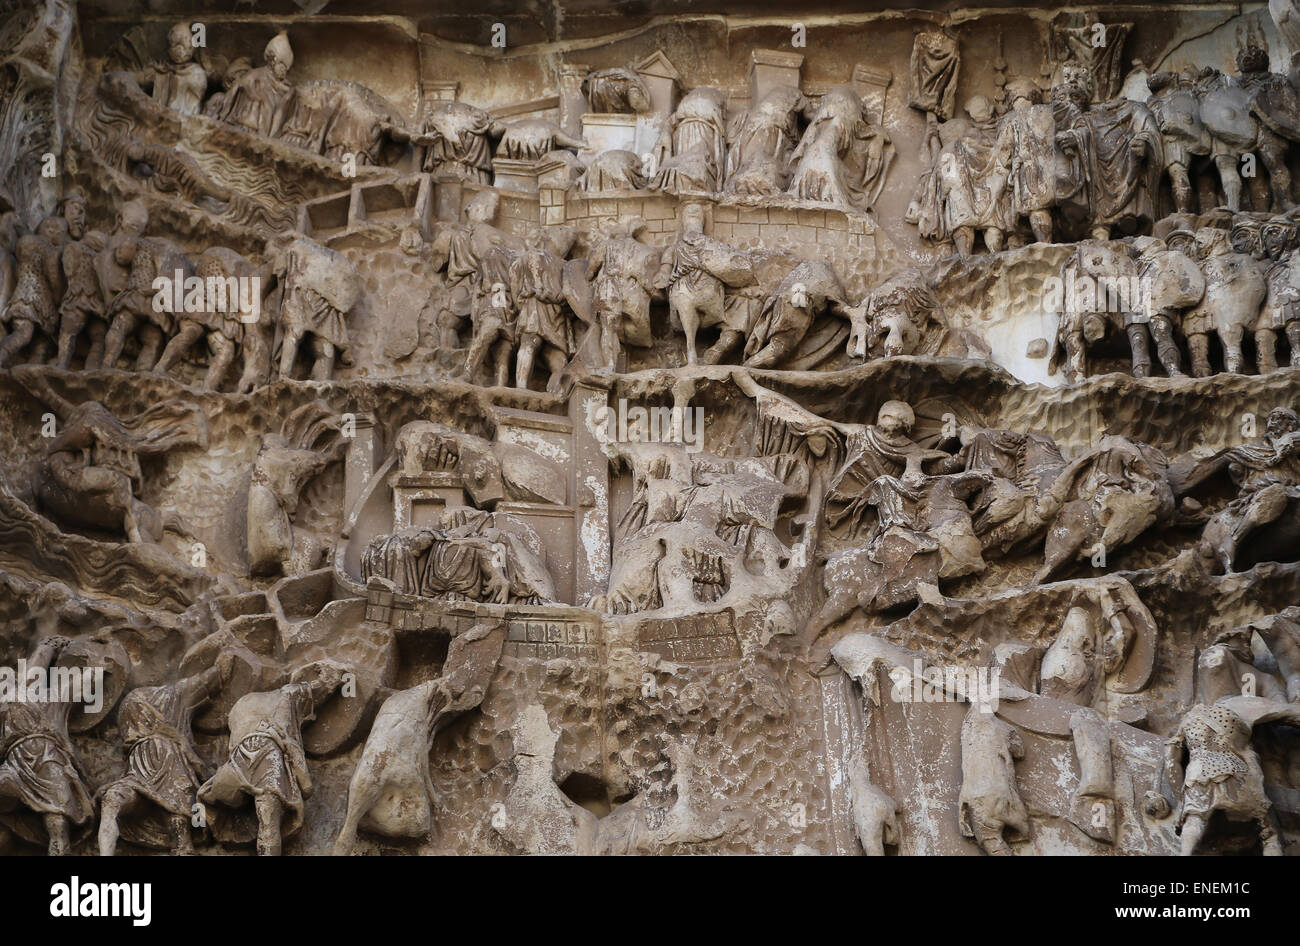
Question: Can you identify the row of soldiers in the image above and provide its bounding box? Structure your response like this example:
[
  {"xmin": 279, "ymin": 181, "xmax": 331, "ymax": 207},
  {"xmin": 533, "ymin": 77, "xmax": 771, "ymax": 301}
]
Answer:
[
  {"xmin": 1058, "ymin": 209, "xmax": 1300, "ymax": 382},
  {"xmin": 912, "ymin": 46, "xmax": 1300, "ymax": 255},
  {"xmin": 0, "ymin": 191, "xmax": 358, "ymax": 387},
  {"xmin": 432, "ymin": 191, "xmax": 877, "ymax": 390}
]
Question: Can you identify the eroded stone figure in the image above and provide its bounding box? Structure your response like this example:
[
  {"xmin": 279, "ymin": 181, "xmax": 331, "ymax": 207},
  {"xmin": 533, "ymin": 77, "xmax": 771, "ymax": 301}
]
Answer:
[
  {"xmin": 652, "ymin": 87, "xmax": 728, "ymax": 193},
  {"xmin": 724, "ymin": 85, "xmax": 806, "ymax": 196},
  {"xmin": 395, "ymin": 102, "xmax": 504, "ymax": 183},
  {"xmin": 582, "ymin": 67, "xmax": 652, "ymax": 113},
  {"xmin": 1248, "ymin": 215, "xmax": 1300, "ymax": 373},
  {"xmin": 427, "ymin": 190, "xmax": 521, "ymax": 352},
  {"xmin": 362, "ymin": 507, "xmax": 555, "ymax": 605},
  {"xmin": 103, "ymin": 221, "xmax": 193, "ymax": 372},
  {"xmin": 496, "ymin": 119, "xmax": 587, "ymax": 161},
  {"xmin": 1037, "ymin": 585, "xmax": 1156, "ymax": 842},
  {"xmin": 1183, "ymin": 226, "xmax": 1266, "ymax": 377},
  {"xmin": 0, "ymin": 637, "xmax": 94, "ymax": 856},
  {"xmin": 580, "ymin": 150, "xmax": 646, "ymax": 192},
  {"xmin": 54, "ymin": 189, "xmax": 109, "ymax": 370},
  {"xmin": 1181, "ymin": 407, "xmax": 1300, "ymax": 574},
  {"xmin": 512, "ymin": 234, "xmax": 573, "ymax": 393},
  {"xmin": 1145, "ymin": 71, "xmax": 1210, "ymax": 214},
  {"xmin": 958, "ymin": 700, "xmax": 1028, "ymax": 856},
  {"xmin": 587, "ymin": 217, "xmax": 662, "ymax": 371},
  {"xmin": 98, "ymin": 658, "xmax": 231, "ymax": 855},
  {"xmin": 272, "ymin": 235, "xmax": 359, "ymax": 381},
  {"xmin": 743, "ymin": 260, "xmax": 855, "ymax": 369},
  {"xmin": 0, "ymin": 217, "xmax": 63, "ymax": 368},
  {"xmin": 1051, "ymin": 241, "xmax": 1147, "ymax": 381},
  {"xmin": 197, "ymin": 661, "xmax": 348, "ymax": 856},
  {"xmin": 1132, "ymin": 230, "xmax": 1204, "ymax": 378},
  {"xmin": 1164, "ymin": 643, "xmax": 1289, "ymax": 856},
  {"xmin": 217, "ymin": 31, "xmax": 294, "ymax": 138},
  {"xmin": 154, "ymin": 246, "xmax": 272, "ymax": 391},
  {"xmin": 334, "ymin": 623, "xmax": 504, "ymax": 854},
  {"xmin": 247, "ymin": 404, "xmax": 346, "ymax": 577},
  {"xmin": 987, "ymin": 78, "xmax": 1056, "ymax": 246},
  {"xmin": 1052, "ymin": 63, "xmax": 1163, "ymax": 240},
  {"xmin": 134, "ymin": 22, "xmax": 207, "ymax": 117},
  {"xmin": 14, "ymin": 365, "xmax": 208, "ymax": 543},
  {"xmin": 908, "ymin": 95, "xmax": 1001, "ymax": 255},
  {"xmin": 787, "ymin": 85, "xmax": 893, "ymax": 212},
  {"xmin": 661, "ymin": 201, "xmax": 755, "ymax": 365}
]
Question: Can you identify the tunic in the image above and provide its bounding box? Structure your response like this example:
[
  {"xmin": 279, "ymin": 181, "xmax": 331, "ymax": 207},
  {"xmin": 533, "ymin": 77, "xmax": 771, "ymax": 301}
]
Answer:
[
  {"xmin": 0, "ymin": 700, "xmax": 94, "ymax": 825},
  {"xmin": 1176, "ymin": 703, "xmax": 1269, "ymax": 826},
  {"xmin": 512, "ymin": 246, "xmax": 571, "ymax": 352},
  {"xmin": 198, "ymin": 684, "xmax": 317, "ymax": 838}
]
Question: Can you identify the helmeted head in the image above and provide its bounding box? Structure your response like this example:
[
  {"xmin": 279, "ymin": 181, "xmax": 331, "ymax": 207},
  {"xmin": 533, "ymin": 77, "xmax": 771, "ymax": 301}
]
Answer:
[
  {"xmin": 1193, "ymin": 226, "xmax": 1229, "ymax": 261},
  {"xmin": 265, "ymin": 31, "xmax": 293, "ymax": 79},
  {"xmin": 876, "ymin": 400, "xmax": 915, "ymax": 436},
  {"xmin": 167, "ymin": 22, "xmax": 194, "ymax": 65},
  {"xmin": 1230, "ymin": 217, "xmax": 1265, "ymax": 257},
  {"xmin": 1165, "ymin": 228, "xmax": 1196, "ymax": 257},
  {"xmin": 1262, "ymin": 217, "xmax": 1297, "ymax": 259}
]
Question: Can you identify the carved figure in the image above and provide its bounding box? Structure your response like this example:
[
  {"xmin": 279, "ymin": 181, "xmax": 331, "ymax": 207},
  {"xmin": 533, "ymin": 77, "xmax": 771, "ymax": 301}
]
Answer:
[{"xmin": 197, "ymin": 661, "xmax": 348, "ymax": 856}]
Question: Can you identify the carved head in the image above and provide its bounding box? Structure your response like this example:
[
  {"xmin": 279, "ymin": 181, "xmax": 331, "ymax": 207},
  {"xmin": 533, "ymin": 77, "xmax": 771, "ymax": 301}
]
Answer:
[
  {"xmin": 1193, "ymin": 227, "xmax": 1228, "ymax": 261},
  {"xmin": 1267, "ymin": 407, "xmax": 1299, "ymax": 440},
  {"xmin": 1004, "ymin": 78, "xmax": 1041, "ymax": 109},
  {"xmin": 1230, "ymin": 217, "xmax": 1264, "ymax": 257},
  {"xmin": 36, "ymin": 217, "xmax": 64, "ymax": 245},
  {"xmin": 1146, "ymin": 72, "xmax": 1174, "ymax": 94},
  {"xmin": 875, "ymin": 400, "xmax": 915, "ymax": 436},
  {"xmin": 679, "ymin": 201, "xmax": 707, "ymax": 235},
  {"xmin": 1165, "ymin": 228, "xmax": 1196, "ymax": 257},
  {"xmin": 265, "ymin": 31, "xmax": 294, "ymax": 79},
  {"xmin": 1262, "ymin": 218, "xmax": 1297, "ymax": 259},
  {"xmin": 758, "ymin": 84, "xmax": 808, "ymax": 121},
  {"xmin": 1237, "ymin": 45, "xmax": 1270, "ymax": 75},
  {"xmin": 625, "ymin": 77, "xmax": 652, "ymax": 114},
  {"xmin": 465, "ymin": 190, "xmax": 500, "ymax": 225},
  {"xmin": 59, "ymin": 187, "xmax": 87, "ymax": 239},
  {"xmin": 1195, "ymin": 643, "xmax": 1244, "ymax": 703},
  {"xmin": 1057, "ymin": 62, "xmax": 1092, "ymax": 109},
  {"xmin": 117, "ymin": 199, "xmax": 149, "ymax": 237},
  {"xmin": 167, "ymin": 22, "xmax": 194, "ymax": 64},
  {"xmin": 965, "ymin": 94, "xmax": 994, "ymax": 124}
]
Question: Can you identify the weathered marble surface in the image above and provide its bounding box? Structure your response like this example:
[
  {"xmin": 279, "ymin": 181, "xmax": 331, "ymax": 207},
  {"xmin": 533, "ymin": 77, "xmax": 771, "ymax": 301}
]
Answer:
[{"xmin": 0, "ymin": 0, "xmax": 1298, "ymax": 857}]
